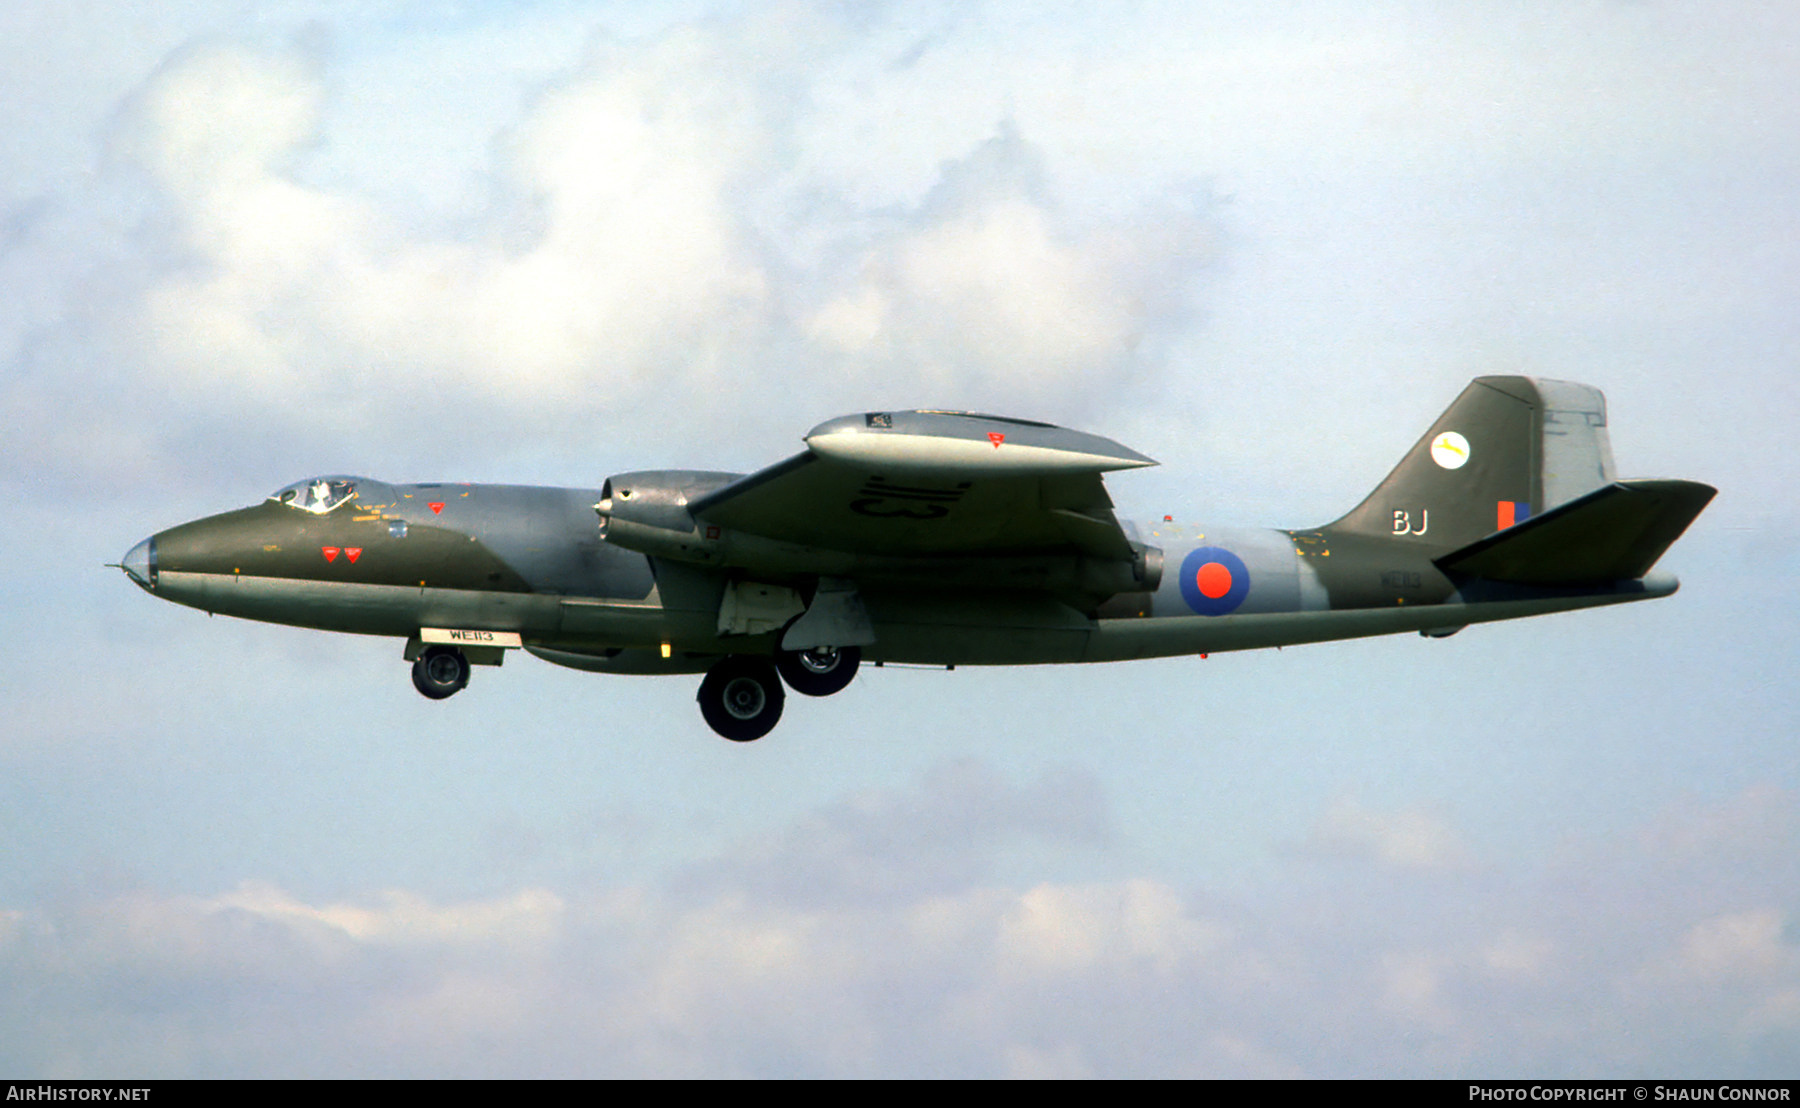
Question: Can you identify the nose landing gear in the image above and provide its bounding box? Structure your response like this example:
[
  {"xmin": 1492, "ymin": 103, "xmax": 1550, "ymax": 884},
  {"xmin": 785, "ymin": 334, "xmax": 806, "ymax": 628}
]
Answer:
[{"xmin": 412, "ymin": 645, "xmax": 471, "ymax": 699}]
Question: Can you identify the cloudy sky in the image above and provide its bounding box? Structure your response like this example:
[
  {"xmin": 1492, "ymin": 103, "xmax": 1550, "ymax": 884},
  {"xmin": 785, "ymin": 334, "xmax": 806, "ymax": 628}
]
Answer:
[{"xmin": 3, "ymin": 0, "xmax": 1797, "ymax": 1078}]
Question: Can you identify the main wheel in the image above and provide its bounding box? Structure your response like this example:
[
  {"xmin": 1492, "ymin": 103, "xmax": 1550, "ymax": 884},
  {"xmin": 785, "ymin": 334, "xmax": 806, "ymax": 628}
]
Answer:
[
  {"xmin": 775, "ymin": 645, "xmax": 861, "ymax": 697},
  {"xmin": 412, "ymin": 645, "xmax": 470, "ymax": 699},
  {"xmin": 697, "ymin": 657, "xmax": 785, "ymax": 742}
]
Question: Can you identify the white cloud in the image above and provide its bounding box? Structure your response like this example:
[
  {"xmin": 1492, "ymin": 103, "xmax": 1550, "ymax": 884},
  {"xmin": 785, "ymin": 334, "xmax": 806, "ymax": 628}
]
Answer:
[
  {"xmin": 1673, "ymin": 911, "xmax": 1794, "ymax": 984},
  {"xmin": 1479, "ymin": 929, "xmax": 1553, "ymax": 980},
  {"xmin": 677, "ymin": 759, "xmax": 1109, "ymax": 909},
  {"xmin": 207, "ymin": 881, "xmax": 564, "ymax": 948},
  {"xmin": 997, "ymin": 879, "xmax": 1225, "ymax": 975},
  {"xmin": 114, "ymin": 33, "xmax": 774, "ymax": 409},
  {"xmin": 809, "ymin": 166, "xmax": 1212, "ymax": 410},
  {"xmin": 1377, "ymin": 949, "xmax": 1452, "ymax": 1022},
  {"xmin": 2, "ymin": 8, "xmax": 1223, "ymax": 491},
  {"xmin": 5, "ymin": 0, "xmax": 1799, "ymax": 1081},
  {"xmin": 1304, "ymin": 796, "xmax": 1469, "ymax": 870},
  {"xmin": 120, "ymin": 41, "xmax": 324, "ymax": 206},
  {"xmin": 6, "ymin": 781, "xmax": 1798, "ymax": 1077},
  {"xmin": 15, "ymin": 0, "xmax": 1791, "ymax": 494}
]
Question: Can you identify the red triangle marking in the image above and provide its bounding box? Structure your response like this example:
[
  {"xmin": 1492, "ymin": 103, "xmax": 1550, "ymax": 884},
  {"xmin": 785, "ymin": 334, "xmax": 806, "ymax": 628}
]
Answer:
[
  {"xmin": 429, "ymin": 502, "xmax": 444, "ymax": 514},
  {"xmin": 345, "ymin": 547, "xmax": 362, "ymax": 563},
  {"xmin": 322, "ymin": 547, "xmax": 340, "ymax": 562},
  {"xmin": 988, "ymin": 432, "xmax": 1005, "ymax": 448}
]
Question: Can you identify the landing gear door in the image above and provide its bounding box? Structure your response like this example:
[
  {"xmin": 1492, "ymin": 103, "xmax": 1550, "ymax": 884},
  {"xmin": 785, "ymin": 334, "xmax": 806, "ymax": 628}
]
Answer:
[{"xmin": 782, "ymin": 577, "xmax": 876, "ymax": 651}]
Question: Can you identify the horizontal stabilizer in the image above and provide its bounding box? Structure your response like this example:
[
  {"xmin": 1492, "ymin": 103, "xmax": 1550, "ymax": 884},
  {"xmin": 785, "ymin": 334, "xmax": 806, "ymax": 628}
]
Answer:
[{"xmin": 1435, "ymin": 479, "xmax": 1716, "ymax": 586}]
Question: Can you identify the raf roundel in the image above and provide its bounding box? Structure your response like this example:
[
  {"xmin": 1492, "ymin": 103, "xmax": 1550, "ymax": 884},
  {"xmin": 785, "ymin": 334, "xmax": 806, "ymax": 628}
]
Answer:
[{"xmin": 1179, "ymin": 546, "xmax": 1251, "ymax": 616}]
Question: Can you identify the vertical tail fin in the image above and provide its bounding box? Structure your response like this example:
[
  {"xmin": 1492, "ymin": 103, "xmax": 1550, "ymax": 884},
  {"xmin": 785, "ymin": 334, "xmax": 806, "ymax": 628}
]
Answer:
[{"xmin": 1327, "ymin": 376, "xmax": 1617, "ymax": 553}]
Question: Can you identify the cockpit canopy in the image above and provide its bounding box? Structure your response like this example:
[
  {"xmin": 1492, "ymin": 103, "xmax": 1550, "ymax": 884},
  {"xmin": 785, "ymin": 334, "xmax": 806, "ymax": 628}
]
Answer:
[{"xmin": 267, "ymin": 476, "xmax": 368, "ymax": 514}]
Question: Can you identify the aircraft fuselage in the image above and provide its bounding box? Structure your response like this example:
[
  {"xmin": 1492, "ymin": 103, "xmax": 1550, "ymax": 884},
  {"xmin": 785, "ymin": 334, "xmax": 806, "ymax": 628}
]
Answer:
[
  {"xmin": 120, "ymin": 379, "xmax": 1713, "ymax": 740},
  {"xmin": 125, "ymin": 479, "xmax": 1673, "ymax": 671}
]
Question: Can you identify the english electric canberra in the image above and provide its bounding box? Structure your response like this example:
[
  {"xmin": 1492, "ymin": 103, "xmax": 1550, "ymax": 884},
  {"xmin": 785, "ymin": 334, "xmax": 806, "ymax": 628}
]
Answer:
[{"xmin": 120, "ymin": 377, "xmax": 1714, "ymax": 741}]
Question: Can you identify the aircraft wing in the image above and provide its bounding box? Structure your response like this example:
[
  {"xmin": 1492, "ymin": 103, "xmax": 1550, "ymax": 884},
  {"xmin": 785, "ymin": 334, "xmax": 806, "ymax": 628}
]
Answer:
[{"xmin": 686, "ymin": 411, "xmax": 1157, "ymax": 561}]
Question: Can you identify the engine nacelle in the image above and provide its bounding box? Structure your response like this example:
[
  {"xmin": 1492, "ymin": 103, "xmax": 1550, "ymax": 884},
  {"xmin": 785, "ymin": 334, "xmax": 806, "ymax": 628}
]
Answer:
[
  {"xmin": 595, "ymin": 470, "xmax": 738, "ymax": 562},
  {"xmin": 596, "ymin": 470, "xmax": 736, "ymax": 530}
]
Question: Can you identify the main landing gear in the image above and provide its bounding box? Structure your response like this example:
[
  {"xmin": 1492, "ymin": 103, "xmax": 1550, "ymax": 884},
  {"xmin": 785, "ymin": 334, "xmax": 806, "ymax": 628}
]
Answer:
[
  {"xmin": 696, "ymin": 646, "xmax": 862, "ymax": 741},
  {"xmin": 412, "ymin": 645, "xmax": 470, "ymax": 699},
  {"xmin": 775, "ymin": 645, "xmax": 861, "ymax": 698},
  {"xmin": 405, "ymin": 639, "xmax": 858, "ymax": 740},
  {"xmin": 697, "ymin": 657, "xmax": 785, "ymax": 742}
]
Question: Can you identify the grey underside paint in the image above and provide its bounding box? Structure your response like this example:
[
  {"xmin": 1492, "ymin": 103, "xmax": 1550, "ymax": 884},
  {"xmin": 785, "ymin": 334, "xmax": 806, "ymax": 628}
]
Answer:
[
  {"xmin": 857, "ymin": 574, "xmax": 1671, "ymax": 666},
  {"xmin": 1080, "ymin": 574, "xmax": 1672, "ymax": 663},
  {"xmin": 1139, "ymin": 525, "xmax": 1305, "ymax": 617}
]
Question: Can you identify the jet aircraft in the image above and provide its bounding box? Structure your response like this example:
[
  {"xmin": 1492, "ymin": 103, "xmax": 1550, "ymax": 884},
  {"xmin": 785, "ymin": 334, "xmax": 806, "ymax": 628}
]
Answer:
[{"xmin": 120, "ymin": 378, "xmax": 1714, "ymax": 741}]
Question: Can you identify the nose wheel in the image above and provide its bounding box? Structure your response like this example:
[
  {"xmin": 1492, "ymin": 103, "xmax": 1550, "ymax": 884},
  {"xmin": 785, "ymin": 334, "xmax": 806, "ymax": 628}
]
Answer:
[
  {"xmin": 412, "ymin": 645, "xmax": 471, "ymax": 699},
  {"xmin": 697, "ymin": 657, "xmax": 785, "ymax": 742}
]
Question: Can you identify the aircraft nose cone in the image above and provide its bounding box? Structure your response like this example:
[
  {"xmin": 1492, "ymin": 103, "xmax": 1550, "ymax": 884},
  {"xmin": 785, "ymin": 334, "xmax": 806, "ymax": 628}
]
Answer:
[{"xmin": 121, "ymin": 536, "xmax": 157, "ymax": 590}]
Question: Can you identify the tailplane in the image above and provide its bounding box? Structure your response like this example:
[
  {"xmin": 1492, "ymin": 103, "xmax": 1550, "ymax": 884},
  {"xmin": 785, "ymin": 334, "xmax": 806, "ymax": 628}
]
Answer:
[{"xmin": 1435, "ymin": 478, "xmax": 1716, "ymax": 586}]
